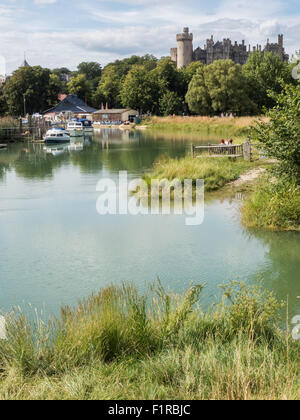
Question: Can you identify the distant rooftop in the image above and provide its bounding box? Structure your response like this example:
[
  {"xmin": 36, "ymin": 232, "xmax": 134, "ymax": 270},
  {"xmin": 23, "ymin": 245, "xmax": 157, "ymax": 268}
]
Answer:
[
  {"xmin": 43, "ymin": 94, "xmax": 97, "ymax": 114},
  {"xmin": 94, "ymin": 109, "xmax": 133, "ymax": 114}
]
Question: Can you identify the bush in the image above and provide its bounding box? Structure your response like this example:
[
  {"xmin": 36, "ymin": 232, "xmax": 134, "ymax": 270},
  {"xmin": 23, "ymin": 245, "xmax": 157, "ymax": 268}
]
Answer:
[
  {"xmin": 241, "ymin": 178, "xmax": 300, "ymax": 231},
  {"xmin": 252, "ymin": 83, "xmax": 300, "ymax": 181}
]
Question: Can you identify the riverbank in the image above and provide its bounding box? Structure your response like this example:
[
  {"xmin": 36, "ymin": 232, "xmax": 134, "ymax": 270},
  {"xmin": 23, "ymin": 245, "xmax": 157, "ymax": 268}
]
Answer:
[
  {"xmin": 0, "ymin": 282, "xmax": 299, "ymax": 400},
  {"xmin": 241, "ymin": 178, "xmax": 300, "ymax": 231},
  {"xmin": 140, "ymin": 116, "xmax": 268, "ymax": 140},
  {"xmin": 144, "ymin": 156, "xmax": 270, "ymax": 193}
]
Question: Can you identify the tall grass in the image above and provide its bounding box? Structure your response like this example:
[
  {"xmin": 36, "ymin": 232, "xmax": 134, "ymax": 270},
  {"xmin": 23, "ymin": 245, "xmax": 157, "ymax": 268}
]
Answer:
[
  {"xmin": 145, "ymin": 156, "xmax": 262, "ymax": 192},
  {"xmin": 143, "ymin": 116, "xmax": 268, "ymax": 138},
  {"xmin": 0, "ymin": 117, "xmax": 19, "ymax": 129},
  {"xmin": 241, "ymin": 178, "xmax": 300, "ymax": 231},
  {"xmin": 0, "ymin": 281, "xmax": 299, "ymax": 400}
]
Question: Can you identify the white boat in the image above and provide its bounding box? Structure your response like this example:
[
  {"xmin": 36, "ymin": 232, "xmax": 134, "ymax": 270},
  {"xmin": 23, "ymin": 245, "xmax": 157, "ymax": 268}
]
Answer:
[
  {"xmin": 67, "ymin": 119, "xmax": 94, "ymax": 136},
  {"xmin": 44, "ymin": 128, "xmax": 70, "ymax": 144},
  {"xmin": 67, "ymin": 120, "xmax": 84, "ymax": 137}
]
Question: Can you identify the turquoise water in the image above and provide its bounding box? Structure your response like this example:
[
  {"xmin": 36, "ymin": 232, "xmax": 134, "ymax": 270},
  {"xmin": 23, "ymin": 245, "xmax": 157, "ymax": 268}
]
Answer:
[{"xmin": 0, "ymin": 130, "xmax": 300, "ymax": 320}]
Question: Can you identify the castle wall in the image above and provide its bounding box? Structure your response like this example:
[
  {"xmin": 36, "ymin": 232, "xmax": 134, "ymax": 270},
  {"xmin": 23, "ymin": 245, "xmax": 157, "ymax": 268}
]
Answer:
[{"xmin": 171, "ymin": 29, "xmax": 289, "ymax": 68}]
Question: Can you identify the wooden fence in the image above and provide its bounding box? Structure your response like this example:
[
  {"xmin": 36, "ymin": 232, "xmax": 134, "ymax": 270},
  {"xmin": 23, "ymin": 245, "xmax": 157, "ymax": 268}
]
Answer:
[
  {"xmin": 0, "ymin": 119, "xmax": 52, "ymax": 142},
  {"xmin": 191, "ymin": 139, "xmax": 264, "ymax": 161}
]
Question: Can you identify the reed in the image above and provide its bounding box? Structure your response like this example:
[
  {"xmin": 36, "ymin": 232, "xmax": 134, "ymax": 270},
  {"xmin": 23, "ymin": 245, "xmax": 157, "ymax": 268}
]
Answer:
[
  {"xmin": 241, "ymin": 178, "xmax": 300, "ymax": 231},
  {"xmin": 0, "ymin": 281, "xmax": 299, "ymax": 400},
  {"xmin": 144, "ymin": 156, "xmax": 262, "ymax": 192},
  {"xmin": 143, "ymin": 116, "xmax": 268, "ymax": 138}
]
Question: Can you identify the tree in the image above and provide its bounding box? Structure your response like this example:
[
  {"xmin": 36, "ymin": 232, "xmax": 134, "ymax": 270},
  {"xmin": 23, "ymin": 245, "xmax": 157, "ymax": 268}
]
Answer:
[
  {"xmin": 77, "ymin": 62, "xmax": 102, "ymax": 80},
  {"xmin": 94, "ymin": 65, "xmax": 122, "ymax": 109},
  {"xmin": 47, "ymin": 74, "xmax": 63, "ymax": 107},
  {"xmin": 205, "ymin": 60, "xmax": 256, "ymax": 115},
  {"xmin": 159, "ymin": 91, "xmax": 183, "ymax": 116},
  {"xmin": 121, "ymin": 65, "xmax": 159, "ymax": 113},
  {"xmin": 243, "ymin": 52, "xmax": 293, "ymax": 111},
  {"xmin": 77, "ymin": 62, "xmax": 102, "ymax": 91},
  {"xmin": 4, "ymin": 66, "xmax": 58, "ymax": 115},
  {"xmin": 185, "ymin": 63, "xmax": 211, "ymax": 115},
  {"xmin": 252, "ymin": 83, "xmax": 300, "ymax": 181},
  {"xmin": 182, "ymin": 62, "xmax": 205, "ymax": 85},
  {"xmin": 68, "ymin": 74, "xmax": 92, "ymax": 103}
]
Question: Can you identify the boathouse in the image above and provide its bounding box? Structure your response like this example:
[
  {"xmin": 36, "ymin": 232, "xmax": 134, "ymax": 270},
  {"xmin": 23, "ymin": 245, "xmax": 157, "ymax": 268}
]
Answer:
[{"xmin": 93, "ymin": 109, "xmax": 138, "ymax": 123}]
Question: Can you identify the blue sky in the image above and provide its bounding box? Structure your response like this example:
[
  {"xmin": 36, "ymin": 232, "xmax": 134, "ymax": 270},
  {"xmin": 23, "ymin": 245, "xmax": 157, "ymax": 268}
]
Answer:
[{"xmin": 0, "ymin": 0, "xmax": 299, "ymax": 73}]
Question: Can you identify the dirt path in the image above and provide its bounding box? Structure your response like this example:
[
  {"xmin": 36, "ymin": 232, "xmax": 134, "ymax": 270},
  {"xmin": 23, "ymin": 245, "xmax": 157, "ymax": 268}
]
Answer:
[{"xmin": 230, "ymin": 168, "xmax": 266, "ymax": 188}]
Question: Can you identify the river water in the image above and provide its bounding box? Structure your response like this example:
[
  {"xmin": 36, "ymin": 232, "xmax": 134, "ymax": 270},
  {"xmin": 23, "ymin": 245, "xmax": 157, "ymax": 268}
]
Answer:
[{"xmin": 0, "ymin": 129, "xmax": 299, "ymax": 320}]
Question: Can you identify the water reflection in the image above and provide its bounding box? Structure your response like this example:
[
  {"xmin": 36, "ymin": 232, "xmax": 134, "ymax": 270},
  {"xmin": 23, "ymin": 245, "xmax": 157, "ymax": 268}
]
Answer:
[
  {"xmin": 0, "ymin": 129, "xmax": 299, "ymax": 321},
  {"xmin": 249, "ymin": 229, "xmax": 300, "ymax": 319}
]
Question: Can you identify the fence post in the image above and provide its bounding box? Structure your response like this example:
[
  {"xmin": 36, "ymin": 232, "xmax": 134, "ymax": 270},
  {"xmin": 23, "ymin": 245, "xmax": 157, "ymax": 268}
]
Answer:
[
  {"xmin": 191, "ymin": 144, "xmax": 195, "ymax": 158},
  {"xmin": 243, "ymin": 138, "xmax": 252, "ymax": 161}
]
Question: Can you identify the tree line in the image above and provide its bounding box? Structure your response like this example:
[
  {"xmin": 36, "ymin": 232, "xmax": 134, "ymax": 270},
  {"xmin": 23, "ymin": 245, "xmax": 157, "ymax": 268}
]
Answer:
[{"xmin": 0, "ymin": 52, "xmax": 298, "ymax": 117}]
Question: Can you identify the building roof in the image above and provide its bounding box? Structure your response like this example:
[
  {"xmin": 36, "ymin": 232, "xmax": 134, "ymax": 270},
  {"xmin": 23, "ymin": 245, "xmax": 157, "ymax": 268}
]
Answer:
[
  {"xmin": 43, "ymin": 94, "xmax": 97, "ymax": 115},
  {"xmin": 93, "ymin": 109, "xmax": 135, "ymax": 114}
]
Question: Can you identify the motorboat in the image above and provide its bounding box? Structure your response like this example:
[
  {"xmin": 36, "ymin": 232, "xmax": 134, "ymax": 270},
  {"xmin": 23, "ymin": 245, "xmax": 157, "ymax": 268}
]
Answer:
[
  {"xmin": 67, "ymin": 119, "xmax": 84, "ymax": 137},
  {"xmin": 67, "ymin": 118, "xmax": 93, "ymax": 136},
  {"xmin": 44, "ymin": 127, "xmax": 70, "ymax": 144}
]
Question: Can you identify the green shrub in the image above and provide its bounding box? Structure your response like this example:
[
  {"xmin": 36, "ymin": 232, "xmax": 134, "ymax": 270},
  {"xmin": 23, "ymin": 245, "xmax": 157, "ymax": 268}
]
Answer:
[{"xmin": 242, "ymin": 179, "xmax": 300, "ymax": 231}]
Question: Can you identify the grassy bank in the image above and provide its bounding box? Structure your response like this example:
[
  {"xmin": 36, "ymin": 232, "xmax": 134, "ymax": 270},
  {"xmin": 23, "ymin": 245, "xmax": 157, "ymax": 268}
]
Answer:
[
  {"xmin": 142, "ymin": 116, "xmax": 267, "ymax": 139},
  {"xmin": 0, "ymin": 281, "xmax": 299, "ymax": 400},
  {"xmin": 241, "ymin": 178, "xmax": 300, "ymax": 231},
  {"xmin": 144, "ymin": 156, "xmax": 266, "ymax": 192}
]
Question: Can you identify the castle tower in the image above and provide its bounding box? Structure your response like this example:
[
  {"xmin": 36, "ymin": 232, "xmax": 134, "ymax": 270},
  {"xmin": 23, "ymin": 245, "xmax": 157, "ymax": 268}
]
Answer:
[{"xmin": 176, "ymin": 27, "xmax": 193, "ymax": 69}]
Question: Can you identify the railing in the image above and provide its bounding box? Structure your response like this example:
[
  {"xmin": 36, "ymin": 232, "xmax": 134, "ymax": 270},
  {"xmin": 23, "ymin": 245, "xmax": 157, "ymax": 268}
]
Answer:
[
  {"xmin": 191, "ymin": 144, "xmax": 244, "ymax": 158},
  {"xmin": 191, "ymin": 139, "xmax": 266, "ymax": 161}
]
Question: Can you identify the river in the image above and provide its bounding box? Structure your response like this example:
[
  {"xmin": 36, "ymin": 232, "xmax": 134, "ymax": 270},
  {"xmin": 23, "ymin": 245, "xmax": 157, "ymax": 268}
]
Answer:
[{"xmin": 0, "ymin": 129, "xmax": 299, "ymax": 321}]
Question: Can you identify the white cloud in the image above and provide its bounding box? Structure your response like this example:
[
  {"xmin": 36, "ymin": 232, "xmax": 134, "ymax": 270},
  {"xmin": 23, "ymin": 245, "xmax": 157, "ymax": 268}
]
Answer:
[
  {"xmin": 34, "ymin": 0, "xmax": 57, "ymax": 4},
  {"xmin": 0, "ymin": 0, "xmax": 299, "ymax": 72}
]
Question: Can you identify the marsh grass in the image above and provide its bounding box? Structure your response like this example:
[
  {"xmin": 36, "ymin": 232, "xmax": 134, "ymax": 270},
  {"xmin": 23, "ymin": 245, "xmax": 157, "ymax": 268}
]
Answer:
[
  {"xmin": 143, "ymin": 116, "xmax": 268, "ymax": 139},
  {"xmin": 241, "ymin": 178, "xmax": 300, "ymax": 231},
  {"xmin": 0, "ymin": 281, "xmax": 299, "ymax": 400},
  {"xmin": 144, "ymin": 156, "xmax": 263, "ymax": 192}
]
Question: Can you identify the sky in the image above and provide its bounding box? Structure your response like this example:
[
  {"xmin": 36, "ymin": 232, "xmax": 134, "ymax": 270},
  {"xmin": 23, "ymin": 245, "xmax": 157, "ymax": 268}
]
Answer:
[{"xmin": 0, "ymin": 0, "xmax": 299, "ymax": 74}]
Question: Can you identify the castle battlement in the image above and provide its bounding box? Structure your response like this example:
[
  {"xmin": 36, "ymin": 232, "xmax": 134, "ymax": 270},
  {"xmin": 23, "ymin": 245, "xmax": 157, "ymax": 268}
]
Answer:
[{"xmin": 171, "ymin": 28, "xmax": 289, "ymax": 69}]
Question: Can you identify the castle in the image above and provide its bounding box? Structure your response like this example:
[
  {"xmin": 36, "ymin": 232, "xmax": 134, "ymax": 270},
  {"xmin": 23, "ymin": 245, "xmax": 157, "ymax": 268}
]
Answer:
[{"xmin": 170, "ymin": 28, "xmax": 289, "ymax": 69}]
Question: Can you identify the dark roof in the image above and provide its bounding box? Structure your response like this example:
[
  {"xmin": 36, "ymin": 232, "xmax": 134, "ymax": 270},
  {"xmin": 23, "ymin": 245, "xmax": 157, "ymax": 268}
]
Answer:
[
  {"xmin": 93, "ymin": 109, "xmax": 133, "ymax": 114},
  {"xmin": 43, "ymin": 94, "xmax": 97, "ymax": 114}
]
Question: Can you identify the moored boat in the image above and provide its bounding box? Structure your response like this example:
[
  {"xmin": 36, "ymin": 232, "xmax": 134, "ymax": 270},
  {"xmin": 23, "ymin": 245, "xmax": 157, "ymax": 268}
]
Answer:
[
  {"xmin": 67, "ymin": 118, "xmax": 93, "ymax": 137},
  {"xmin": 44, "ymin": 128, "xmax": 70, "ymax": 144}
]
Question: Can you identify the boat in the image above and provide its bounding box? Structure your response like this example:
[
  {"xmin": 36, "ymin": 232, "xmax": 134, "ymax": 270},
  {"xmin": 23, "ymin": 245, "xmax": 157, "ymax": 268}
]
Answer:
[
  {"xmin": 67, "ymin": 118, "xmax": 93, "ymax": 137},
  {"xmin": 67, "ymin": 119, "xmax": 84, "ymax": 137},
  {"xmin": 79, "ymin": 118, "xmax": 94, "ymax": 135},
  {"xmin": 44, "ymin": 128, "xmax": 70, "ymax": 144}
]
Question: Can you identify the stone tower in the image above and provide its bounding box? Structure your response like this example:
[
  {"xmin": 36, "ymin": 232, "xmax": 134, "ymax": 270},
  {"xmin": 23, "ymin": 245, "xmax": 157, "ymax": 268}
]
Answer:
[{"xmin": 176, "ymin": 28, "xmax": 193, "ymax": 69}]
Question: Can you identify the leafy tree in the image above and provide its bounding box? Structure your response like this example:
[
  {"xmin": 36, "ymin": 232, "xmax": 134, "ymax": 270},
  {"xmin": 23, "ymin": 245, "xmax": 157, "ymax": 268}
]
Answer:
[
  {"xmin": 94, "ymin": 65, "xmax": 122, "ymax": 109},
  {"xmin": 252, "ymin": 83, "xmax": 300, "ymax": 181},
  {"xmin": 52, "ymin": 67, "xmax": 71, "ymax": 77},
  {"xmin": 0, "ymin": 85, "xmax": 7, "ymax": 115},
  {"xmin": 121, "ymin": 65, "xmax": 159, "ymax": 113},
  {"xmin": 159, "ymin": 91, "xmax": 183, "ymax": 116},
  {"xmin": 243, "ymin": 52, "xmax": 293, "ymax": 111},
  {"xmin": 185, "ymin": 64, "xmax": 211, "ymax": 115},
  {"xmin": 47, "ymin": 74, "xmax": 63, "ymax": 107},
  {"xmin": 77, "ymin": 62, "xmax": 102, "ymax": 91},
  {"xmin": 152, "ymin": 58, "xmax": 184, "ymax": 96},
  {"xmin": 77, "ymin": 62, "xmax": 102, "ymax": 80},
  {"xmin": 205, "ymin": 60, "xmax": 256, "ymax": 115},
  {"xmin": 68, "ymin": 74, "xmax": 92, "ymax": 103},
  {"xmin": 4, "ymin": 66, "xmax": 58, "ymax": 115},
  {"xmin": 182, "ymin": 62, "xmax": 205, "ymax": 85}
]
